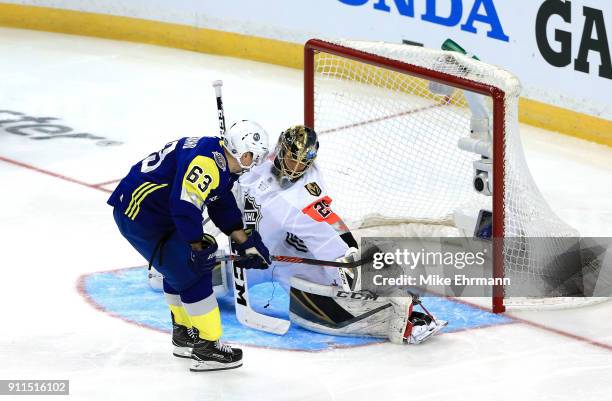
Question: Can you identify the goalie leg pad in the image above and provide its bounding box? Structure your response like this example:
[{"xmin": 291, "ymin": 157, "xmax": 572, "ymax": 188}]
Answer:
[
  {"xmin": 289, "ymin": 277, "xmax": 392, "ymax": 338},
  {"xmin": 289, "ymin": 277, "xmax": 447, "ymax": 344}
]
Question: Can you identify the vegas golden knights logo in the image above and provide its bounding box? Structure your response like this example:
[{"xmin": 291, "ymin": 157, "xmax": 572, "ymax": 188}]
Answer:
[{"xmin": 304, "ymin": 182, "xmax": 322, "ymax": 197}]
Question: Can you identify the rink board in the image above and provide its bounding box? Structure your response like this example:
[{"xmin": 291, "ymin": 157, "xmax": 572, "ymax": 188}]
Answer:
[{"xmin": 79, "ymin": 266, "xmax": 513, "ymax": 351}]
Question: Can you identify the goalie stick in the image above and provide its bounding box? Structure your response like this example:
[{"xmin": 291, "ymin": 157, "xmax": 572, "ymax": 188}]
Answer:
[
  {"xmin": 212, "ymin": 80, "xmax": 290, "ymax": 335},
  {"xmin": 223, "ymin": 251, "xmax": 372, "ymax": 335},
  {"xmin": 231, "ymin": 254, "xmax": 290, "ymax": 335}
]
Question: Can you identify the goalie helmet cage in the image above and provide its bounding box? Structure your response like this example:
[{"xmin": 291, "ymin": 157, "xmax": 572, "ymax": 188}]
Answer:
[{"xmin": 304, "ymin": 38, "xmax": 594, "ymax": 313}]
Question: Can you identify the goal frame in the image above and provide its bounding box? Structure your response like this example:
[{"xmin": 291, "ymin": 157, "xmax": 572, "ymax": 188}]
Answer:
[{"xmin": 304, "ymin": 38, "xmax": 507, "ymax": 313}]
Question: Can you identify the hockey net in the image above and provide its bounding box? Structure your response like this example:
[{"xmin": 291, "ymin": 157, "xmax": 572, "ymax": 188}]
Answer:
[{"xmin": 305, "ymin": 39, "xmax": 604, "ymax": 312}]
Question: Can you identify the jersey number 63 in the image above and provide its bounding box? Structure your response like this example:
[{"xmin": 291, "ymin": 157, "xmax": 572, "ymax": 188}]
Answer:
[{"xmin": 186, "ymin": 166, "xmax": 213, "ymax": 193}]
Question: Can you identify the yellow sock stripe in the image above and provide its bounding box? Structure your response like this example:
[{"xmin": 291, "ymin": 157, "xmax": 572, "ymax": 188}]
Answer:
[
  {"xmin": 169, "ymin": 305, "xmax": 192, "ymax": 328},
  {"xmin": 125, "ymin": 182, "xmax": 155, "ymax": 217},
  {"xmin": 189, "ymin": 307, "xmax": 222, "ymax": 341},
  {"xmin": 128, "ymin": 184, "xmax": 168, "ymax": 220}
]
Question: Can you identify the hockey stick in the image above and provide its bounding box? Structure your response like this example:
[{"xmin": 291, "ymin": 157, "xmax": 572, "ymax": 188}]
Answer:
[
  {"xmin": 231, "ymin": 256, "xmax": 290, "ymax": 335},
  {"xmin": 212, "ymin": 80, "xmax": 289, "ymax": 335},
  {"xmin": 223, "ymin": 250, "xmax": 372, "ymax": 335},
  {"xmin": 216, "ymin": 252, "xmax": 375, "ymax": 269},
  {"xmin": 212, "ymin": 80, "xmax": 227, "ymax": 137}
]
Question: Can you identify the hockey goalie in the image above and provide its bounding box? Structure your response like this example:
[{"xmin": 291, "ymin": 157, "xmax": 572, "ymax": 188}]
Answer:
[
  {"xmin": 238, "ymin": 125, "xmax": 447, "ymax": 344},
  {"xmin": 153, "ymin": 125, "xmax": 447, "ymax": 345}
]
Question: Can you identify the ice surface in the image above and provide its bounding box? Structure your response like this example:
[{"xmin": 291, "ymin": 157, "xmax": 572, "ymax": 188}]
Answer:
[{"xmin": 1, "ymin": 28, "xmax": 611, "ymax": 401}]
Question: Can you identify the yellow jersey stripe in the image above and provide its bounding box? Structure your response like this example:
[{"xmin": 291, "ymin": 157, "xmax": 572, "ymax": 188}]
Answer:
[
  {"xmin": 128, "ymin": 184, "xmax": 169, "ymax": 220},
  {"xmin": 125, "ymin": 182, "xmax": 155, "ymax": 217},
  {"xmin": 128, "ymin": 183, "xmax": 167, "ymax": 220}
]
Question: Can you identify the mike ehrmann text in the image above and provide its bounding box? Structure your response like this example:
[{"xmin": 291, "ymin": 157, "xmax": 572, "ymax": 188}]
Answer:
[{"xmin": 372, "ymin": 274, "xmax": 511, "ymax": 287}]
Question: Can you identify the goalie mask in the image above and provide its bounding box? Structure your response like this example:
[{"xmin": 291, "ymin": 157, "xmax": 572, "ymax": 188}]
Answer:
[{"xmin": 272, "ymin": 125, "xmax": 319, "ymax": 188}]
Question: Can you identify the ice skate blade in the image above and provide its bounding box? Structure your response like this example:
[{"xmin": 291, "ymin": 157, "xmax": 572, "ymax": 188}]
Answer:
[
  {"xmin": 173, "ymin": 346, "xmax": 193, "ymax": 359},
  {"xmin": 431, "ymin": 320, "xmax": 448, "ymax": 336},
  {"xmin": 190, "ymin": 360, "xmax": 243, "ymax": 372}
]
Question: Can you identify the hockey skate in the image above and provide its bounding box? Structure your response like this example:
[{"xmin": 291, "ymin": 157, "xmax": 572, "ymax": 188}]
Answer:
[
  {"xmin": 388, "ymin": 299, "xmax": 448, "ymax": 345},
  {"xmin": 190, "ymin": 339, "xmax": 243, "ymax": 372},
  {"xmin": 406, "ymin": 311, "xmax": 448, "ymax": 345},
  {"xmin": 172, "ymin": 319, "xmax": 196, "ymax": 359}
]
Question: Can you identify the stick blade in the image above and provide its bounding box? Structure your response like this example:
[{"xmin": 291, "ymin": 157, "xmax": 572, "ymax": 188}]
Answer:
[{"xmin": 236, "ymin": 306, "xmax": 291, "ymax": 335}]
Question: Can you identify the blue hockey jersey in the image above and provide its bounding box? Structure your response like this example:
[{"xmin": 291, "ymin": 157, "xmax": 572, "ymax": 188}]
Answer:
[{"xmin": 107, "ymin": 136, "xmax": 243, "ymax": 242}]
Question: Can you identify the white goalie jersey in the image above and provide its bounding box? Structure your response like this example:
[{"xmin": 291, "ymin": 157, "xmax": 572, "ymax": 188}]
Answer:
[{"xmin": 236, "ymin": 158, "xmax": 351, "ymax": 291}]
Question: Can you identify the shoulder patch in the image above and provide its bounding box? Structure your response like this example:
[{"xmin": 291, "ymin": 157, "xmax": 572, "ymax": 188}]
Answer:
[
  {"xmin": 304, "ymin": 182, "xmax": 322, "ymax": 197},
  {"xmin": 213, "ymin": 151, "xmax": 227, "ymax": 171},
  {"xmin": 302, "ymin": 195, "xmax": 340, "ymax": 224}
]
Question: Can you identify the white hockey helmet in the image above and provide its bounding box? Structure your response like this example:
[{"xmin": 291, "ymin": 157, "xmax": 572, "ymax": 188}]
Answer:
[{"xmin": 223, "ymin": 120, "xmax": 270, "ymax": 171}]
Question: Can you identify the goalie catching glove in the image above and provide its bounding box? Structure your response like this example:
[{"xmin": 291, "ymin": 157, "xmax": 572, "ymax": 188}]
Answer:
[{"xmin": 232, "ymin": 229, "xmax": 271, "ymax": 270}]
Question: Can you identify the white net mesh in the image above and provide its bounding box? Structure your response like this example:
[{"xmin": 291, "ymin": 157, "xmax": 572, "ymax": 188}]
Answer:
[{"xmin": 310, "ymin": 39, "xmax": 600, "ymax": 309}]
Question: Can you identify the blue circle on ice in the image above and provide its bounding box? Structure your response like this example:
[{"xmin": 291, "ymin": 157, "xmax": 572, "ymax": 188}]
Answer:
[{"xmin": 79, "ymin": 267, "xmax": 512, "ymax": 351}]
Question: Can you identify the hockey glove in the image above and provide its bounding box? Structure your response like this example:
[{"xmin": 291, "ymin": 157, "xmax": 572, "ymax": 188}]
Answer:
[
  {"xmin": 337, "ymin": 247, "xmax": 360, "ymax": 292},
  {"xmin": 233, "ymin": 229, "xmax": 271, "ymax": 270},
  {"xmin": 190, "ymin": 234, "xmax": 218, "ymax": 273}
]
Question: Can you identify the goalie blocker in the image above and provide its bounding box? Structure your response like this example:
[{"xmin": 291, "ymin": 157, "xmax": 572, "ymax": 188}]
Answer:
[{"xmin": 289, "ymin": 277, "xmax": 447, "ymax": 344}]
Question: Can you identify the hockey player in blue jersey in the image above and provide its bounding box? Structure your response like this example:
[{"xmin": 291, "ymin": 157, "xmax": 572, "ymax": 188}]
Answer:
[{"xmin": 108, "ymin": 120, "xmax": 271, "ymax": 371}]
